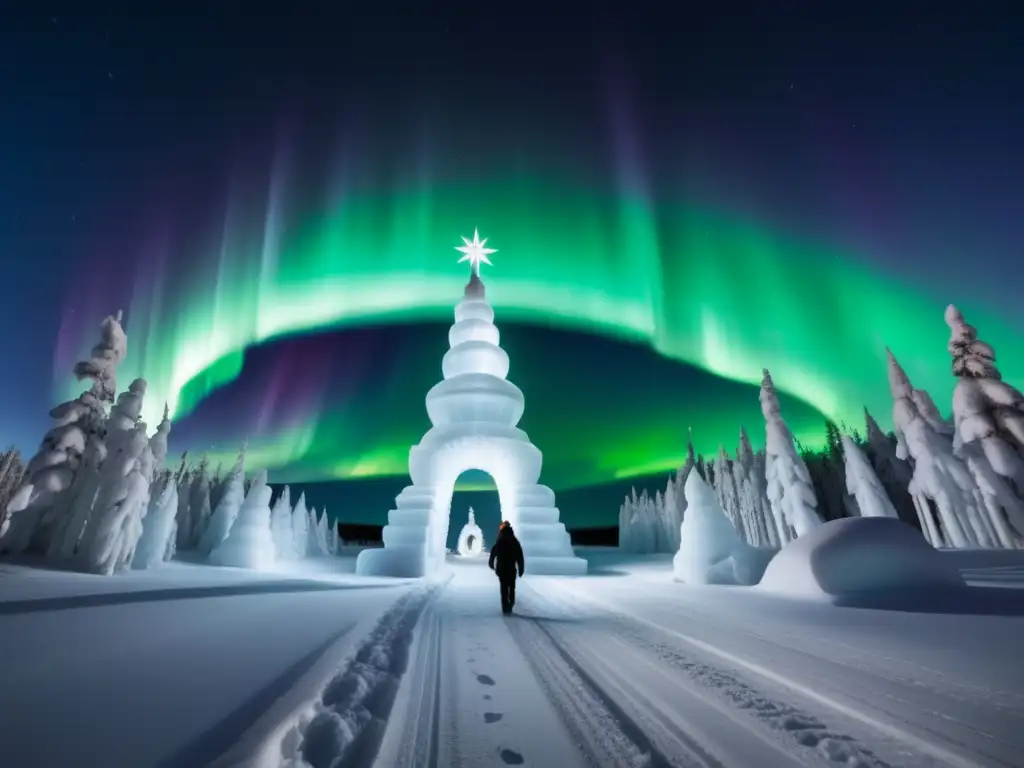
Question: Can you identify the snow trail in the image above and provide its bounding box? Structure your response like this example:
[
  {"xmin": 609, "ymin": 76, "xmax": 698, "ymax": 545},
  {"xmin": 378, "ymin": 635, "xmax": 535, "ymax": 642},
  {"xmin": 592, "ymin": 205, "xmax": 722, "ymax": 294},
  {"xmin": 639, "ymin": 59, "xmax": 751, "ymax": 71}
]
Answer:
[
  {"xmin": 376, "ymin": 563, "xmax": 592, "ymax": 768},
  {"xmin": 279, "ymin": 580, "xmax": 446, "ymax": 768},
  {"xmin": 547, "ymin": 579, "xmax": 989, "ymax": 768}
]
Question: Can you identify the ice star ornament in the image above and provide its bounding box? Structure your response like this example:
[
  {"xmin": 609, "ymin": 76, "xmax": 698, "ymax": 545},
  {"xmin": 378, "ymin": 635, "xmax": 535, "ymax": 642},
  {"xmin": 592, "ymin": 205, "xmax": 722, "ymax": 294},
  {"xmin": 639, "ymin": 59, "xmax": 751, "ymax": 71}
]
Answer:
[{"xmin": 455, "ymin": 228, "xmax": 496, "ymax": 275}]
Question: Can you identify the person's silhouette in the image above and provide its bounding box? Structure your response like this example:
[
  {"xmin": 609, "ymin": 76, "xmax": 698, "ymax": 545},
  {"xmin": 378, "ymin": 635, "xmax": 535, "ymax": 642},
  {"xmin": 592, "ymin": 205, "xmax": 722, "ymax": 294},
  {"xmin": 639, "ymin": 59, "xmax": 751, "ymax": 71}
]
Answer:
[{"xmin": 488, "ymin": 521, "xmax": 525, "ymax": 614}]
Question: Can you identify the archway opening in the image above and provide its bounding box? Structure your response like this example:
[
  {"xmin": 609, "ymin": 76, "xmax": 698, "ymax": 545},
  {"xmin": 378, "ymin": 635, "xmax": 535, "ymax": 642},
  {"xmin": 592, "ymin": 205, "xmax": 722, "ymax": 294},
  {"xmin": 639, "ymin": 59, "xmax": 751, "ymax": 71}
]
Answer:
[{"xmin": 447, "ymin": 468, "xmax": 502, "ymax": 555}]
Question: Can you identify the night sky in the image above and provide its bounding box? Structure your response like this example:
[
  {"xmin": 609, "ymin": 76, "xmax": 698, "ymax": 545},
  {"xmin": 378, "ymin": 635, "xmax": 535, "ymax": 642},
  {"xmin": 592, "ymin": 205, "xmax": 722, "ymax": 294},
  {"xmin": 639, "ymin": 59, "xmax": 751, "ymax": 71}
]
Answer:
[{"xmin": 2, "ymin": 7, "xmax": 1022, "ymax": 526}]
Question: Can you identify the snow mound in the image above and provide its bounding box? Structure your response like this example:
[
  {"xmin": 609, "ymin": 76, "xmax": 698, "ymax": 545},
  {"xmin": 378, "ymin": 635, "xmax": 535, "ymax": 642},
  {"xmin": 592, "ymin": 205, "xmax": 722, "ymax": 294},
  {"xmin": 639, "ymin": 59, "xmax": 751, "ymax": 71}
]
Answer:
[
  {"xmin": 759, "ymin": 517, "xmax": 965, "ymax": 600},
  {"xmin": 673, "ymin": 471, "xmax": 766, "ymax": 585}
]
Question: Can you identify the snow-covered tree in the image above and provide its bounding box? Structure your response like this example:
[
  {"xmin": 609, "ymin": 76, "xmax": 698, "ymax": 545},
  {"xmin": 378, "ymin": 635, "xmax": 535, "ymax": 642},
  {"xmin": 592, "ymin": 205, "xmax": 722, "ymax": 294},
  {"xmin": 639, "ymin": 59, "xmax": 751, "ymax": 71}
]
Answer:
[
  {"xmin": 2, "ymin": 311, "xmax": 126, "ymax": 555},
  {"xmin": 209, "ymin": 469, "xmax": 276, "ymax": 569},
  {"xmin": 270, "ymin": 485, "xmax": 293, "ymax": 560},
  {"xmin": 946, "ymin": 305, "xmax": 1024, "ymax": 545},
  {"xmin": 712, "ymin": 445, "xmax": 745, "ymax": 539},
  {"xmin": 187, "ymin": 458, "xmax": 212, "ymax": 547},
  {"xmin": 760, "ymin": 369, "xmax": 822, "ymax": 541},
  {"xmin": 327, "ymin": 517, "xmax": 339, "ymax": 555},
  {"xmin": 131, "ymin": 405, "xmax": 177, "ymax": 569},
  {"xmin": 662, "ymin": 476, "xmax": 681, "ymax": 551},
  {"xmin": 199, "ymin": 445, "xmax": 246, "ymax": 554},
  {"xmin": 315, "ymin": 508, "xmax": 330, "ymax": 555},
  {"xmin": 841, "ymin": 433, "xmax": 899, "ymax": 518},
  {"xmin": 0, "ymin": 448, "xmax": 25, "ymax": 520},
  {"xmin": 132, "ymin": 471, "xmax": 178, "ymax": 569},
  {"xmin": 307, "ymin": 506, "xmax": 327, "ymax": 555},
  {"xmin": 887, "ymin": 349, "xmax": 993, "ymax": 548},
  {"xmin": 79, "ymin": 379, "xmax": 155, "ymax": 575},
  {"xmin": 174, "ymin": 464, "xmax": 194, "ymax": 549},
  {"xmin": 292, "ymin": 491, "xmax": 310, "ymax": 559},
  {"xmin": 733, "ymin": 426, "xmax": 775, "ymax": 547},
  {"xmin": 673, "ymin": 470, "xmax": 758, "ymax": 585},
  {"xmin": 864, "ymin": 408, "xmax": 918, "ymax": 527}
]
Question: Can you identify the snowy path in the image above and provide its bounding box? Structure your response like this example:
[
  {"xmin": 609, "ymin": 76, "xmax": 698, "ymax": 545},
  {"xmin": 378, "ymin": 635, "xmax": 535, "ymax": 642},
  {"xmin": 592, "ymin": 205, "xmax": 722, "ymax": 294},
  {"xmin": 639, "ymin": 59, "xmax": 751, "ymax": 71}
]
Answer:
[
  {"xmin": 0, "ymin": 575, "xmax": 415, "ymax": 768},
  {"xmin": 549, "ymin": 564, "xmax": 1024, "ymax": 768}
]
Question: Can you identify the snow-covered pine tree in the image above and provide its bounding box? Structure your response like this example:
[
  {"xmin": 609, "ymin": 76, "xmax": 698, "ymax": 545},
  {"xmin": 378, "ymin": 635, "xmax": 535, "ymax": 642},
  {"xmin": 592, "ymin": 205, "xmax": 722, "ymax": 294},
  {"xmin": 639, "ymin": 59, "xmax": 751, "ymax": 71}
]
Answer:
[
  {"xmin": 662, "ymin": 475, "xmax": 681, "ymax": 550},
  {"xmin": 712, "ymin": 445, "xmax": 745, "ymax": 539},
  {"xmin": 0, "ymin": 448, "xmax": 25, "ymax": 518},
  {"xmin": 80, "ymin": 379, "xmax": 154, "ymax": 575},
  {"xmin": 174, "ymin": 462, "xmax": 194, "ymax": 549},
  {"xmin": 209, "ymin": 469, "xmax": 276, "ymax": 569},
  {"xmin": 327, "ymin": 515, "xmax": 339, "ymax": 556},
  {"xmin": 863, "ymin": 408, "xmax": 919, "ymax": 528},
  {"xmin": 887, "ymin": 348, "xmax": 990, "ymax": 548},
  {"xmin": 132, "ymin": 470, "xmax": 178, "ymax": 569},
  {"xmin": 2, "ymin": 311, "xmax": 126, "ymax": 555},
  {"xmin": 946, "ymin": 304, "xmax": 1024, "ymax": 546},
  {"xmin": 840, "ymin": 434, "xmax": 899, "ymax": 518},
  {"xmin": 316, "ymin": 508, "xmax": 330, "ymax": 555},
  {"xmin": 307, "ymin": 506, "xmax": 321, "ymax": 554},
  {"xmin": 760, "ymin": 369, "xmax": 822, "ymax": 541},
  {"xmin": 292, "ymin": 491, "xmax": 310, "ymax": 558},
  {"xmin": 269, "ymin": 485, "xmax": 293, "ymax": 560},
  {"xmin": 199, "ymin": 444, "xmax": 246, "ymax": 554},
  {"xmin": 187, "ymin": 457, "xmax": 213, "ymax": 547},
  {"xmin": 734, "ymin": 426, "xmax": 775, "ymax": 547},
  {"xmin": 208, "ymin": 462, "xmax": 226, "ymax": 512},
  {"xmin": 131, "ymin": 405, "xmax": 178, "ymax": 569}
]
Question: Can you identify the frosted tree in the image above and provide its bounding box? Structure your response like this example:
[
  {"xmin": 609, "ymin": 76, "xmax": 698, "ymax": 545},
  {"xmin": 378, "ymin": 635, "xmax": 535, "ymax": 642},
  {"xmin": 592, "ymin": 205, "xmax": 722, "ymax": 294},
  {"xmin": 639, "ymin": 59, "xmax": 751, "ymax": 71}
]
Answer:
[
  {"xmin": 712, "ymin": 445, "xmax": 746, "ymax": 539},
  {"xmin": 307, "ymin": 506, "xmax": 323, "ymax": 554},
  {"xmin": 269, "ymin": 485, "xmax": 294, "ymax": 560},
  {"xmin": 210, "ymin": 469, "xmax": 276, "ymax": 569},
  {"xmin": 662, "ymin": 476, "xmax": 681, "ymax": 550},
  {"xmin": 79, "ymin": 379, "xmax": 155, "ymax": 575},
  {"xmin": 208, "ymin": 462, "xmax": 226, "ymax": 512},
  {"xmin": 734, "ymin": 427, "xmax": 775, "ymax": 547},
  {"xmin": 131, "ymin": 405, "xmax": 177, "ymax": 569},
  {"xmin": 199, "ymin": 444, "xmax": 246, "ymax": 554},
  {"xmin": 0, "ymin": 449, "xmax": 25, "ymax": 520},
  {"xmin": 946, "ymin": 305, "xmax": 1024, "ymax": 545},
  {"xmin": 174, "ymin": 465, "xmax": 194, "ymax": 549},
  {"xmin": 841, "ymin": 434, "xmax": 899, "ymax": 518},
  {"xmin": 292, "ymin": 491, "xmax": 310, "ymax": 558},
  {"xmin": 760, "ymin": 369, "xmax": 822, "ymax": 541},
  {"xmin": 887, "ymin": 349, "xmax": 991, "ymax": 548},
  {"xmin": 187, "ymin": 458, "xmax": 213, "ymax": 547},
  {"xmin": 864, "ymin": 408, "xmax": 918, "ymax": 527},
  {"xmin": 673, "ymin": 471, "xmax": 757, "ymax": 585},
  {"xmin": 327, "ymin": 516, "xmax": 339, "ymax": 555},
  {"xmin": 131, "ymin": 470, "xmax": 178, "ymax": 569},
  {"xmin": 316, "ymin": 508, "xmax": 330, "ymax": 555},
  {"xmin": 2, "ymin": 311, "xmax": 126, "ymax": 555}
]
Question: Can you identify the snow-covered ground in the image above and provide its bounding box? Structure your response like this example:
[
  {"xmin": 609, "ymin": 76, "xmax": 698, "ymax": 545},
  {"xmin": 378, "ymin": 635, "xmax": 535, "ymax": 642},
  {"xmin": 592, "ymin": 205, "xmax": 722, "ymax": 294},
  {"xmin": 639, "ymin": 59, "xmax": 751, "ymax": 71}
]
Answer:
[{"xmin": 1, "ymin": 547, "xmax": 1022, "ymax": 768}]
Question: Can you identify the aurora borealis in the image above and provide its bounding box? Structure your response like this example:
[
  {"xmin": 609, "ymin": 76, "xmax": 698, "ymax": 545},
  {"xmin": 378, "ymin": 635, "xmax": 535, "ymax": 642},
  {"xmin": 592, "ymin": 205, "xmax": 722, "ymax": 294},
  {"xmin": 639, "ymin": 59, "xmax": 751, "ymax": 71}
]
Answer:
[{"xmin": 3, "ymin": 9, "xmax": 1023, "ymax": 520}]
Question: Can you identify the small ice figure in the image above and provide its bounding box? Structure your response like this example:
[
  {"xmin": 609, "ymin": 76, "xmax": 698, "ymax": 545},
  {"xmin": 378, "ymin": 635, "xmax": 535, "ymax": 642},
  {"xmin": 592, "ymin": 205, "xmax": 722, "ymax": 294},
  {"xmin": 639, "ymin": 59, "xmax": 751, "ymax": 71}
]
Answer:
[{"xmin": 457, "ymin": 507, "xmax": 485, "ymax": 556}]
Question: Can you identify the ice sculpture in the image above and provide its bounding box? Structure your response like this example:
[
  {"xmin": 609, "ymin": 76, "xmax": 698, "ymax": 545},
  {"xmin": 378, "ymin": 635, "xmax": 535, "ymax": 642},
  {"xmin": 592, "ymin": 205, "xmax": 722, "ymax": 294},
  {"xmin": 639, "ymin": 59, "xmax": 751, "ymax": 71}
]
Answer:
[
  {"xmin": 356, "ymin": 231, "xmax": 587, "ymax": 577},
  {"xmin": 456, "ymin": 507, "xmax": 485, "ymax": 556}
]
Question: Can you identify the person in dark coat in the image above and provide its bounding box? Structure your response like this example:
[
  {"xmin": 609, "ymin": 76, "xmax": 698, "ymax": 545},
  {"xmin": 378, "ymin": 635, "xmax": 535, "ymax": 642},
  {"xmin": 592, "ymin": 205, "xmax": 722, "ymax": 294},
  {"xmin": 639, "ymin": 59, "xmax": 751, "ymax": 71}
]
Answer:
[{"xmin": 488, "ymin": 521, "xmax": 525, "ymax": 614}]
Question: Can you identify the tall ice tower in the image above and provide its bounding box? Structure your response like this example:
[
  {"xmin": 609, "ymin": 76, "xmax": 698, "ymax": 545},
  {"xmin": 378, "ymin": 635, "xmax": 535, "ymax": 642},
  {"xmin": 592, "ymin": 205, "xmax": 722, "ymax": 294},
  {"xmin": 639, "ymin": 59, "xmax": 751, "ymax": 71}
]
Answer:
[{"xmin": 356, "ymin": 230, "xmax": 587, "ymax": 577}]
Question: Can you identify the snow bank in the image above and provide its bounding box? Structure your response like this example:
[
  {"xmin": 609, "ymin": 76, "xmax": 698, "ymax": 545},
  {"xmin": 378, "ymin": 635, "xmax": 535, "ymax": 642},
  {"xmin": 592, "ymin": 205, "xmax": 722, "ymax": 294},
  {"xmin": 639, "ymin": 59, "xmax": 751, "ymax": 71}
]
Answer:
[
  {"xmin": 673, "ymin": 471, "xmax": 767, "ymax": 586},
  {"xmin": 759, "ymin": 517, "xmax": 965, "ymax": 601}
]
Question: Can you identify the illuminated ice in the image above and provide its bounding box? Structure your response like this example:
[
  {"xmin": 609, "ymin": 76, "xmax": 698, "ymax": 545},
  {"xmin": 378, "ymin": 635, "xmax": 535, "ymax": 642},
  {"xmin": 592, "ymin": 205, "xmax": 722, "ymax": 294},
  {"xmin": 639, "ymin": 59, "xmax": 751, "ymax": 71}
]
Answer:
[
  {"xmin": 357, "ymin": 237, "xmax": 586, "ymax": 577},
  {"xmin": 456, "ymin": 507, "xmax": 485, "ymax": 556}
]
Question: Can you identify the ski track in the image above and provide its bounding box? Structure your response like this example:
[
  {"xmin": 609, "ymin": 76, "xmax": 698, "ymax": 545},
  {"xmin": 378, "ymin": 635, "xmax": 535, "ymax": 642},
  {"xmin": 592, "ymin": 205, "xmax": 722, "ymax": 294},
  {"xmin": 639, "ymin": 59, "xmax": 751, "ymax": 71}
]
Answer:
[
  {"xmin": 521, "ymin": 582, "xmax": 907, "ymax": 768},
  {"xmin": 544, "ymin": 580, "xmax": 994, "ymax": 768},
  {"xmin": 275, "ymin": 582, "xmax": 442, "ymax": 768}
]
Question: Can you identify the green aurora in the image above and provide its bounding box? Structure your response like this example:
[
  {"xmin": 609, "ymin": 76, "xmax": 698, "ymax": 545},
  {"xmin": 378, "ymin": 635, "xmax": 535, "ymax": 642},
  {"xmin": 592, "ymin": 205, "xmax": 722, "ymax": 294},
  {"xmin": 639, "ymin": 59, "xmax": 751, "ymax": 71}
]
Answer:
[{"xmin": 65, "ymin": 178, "xmax": 1024, "ymax": 487}]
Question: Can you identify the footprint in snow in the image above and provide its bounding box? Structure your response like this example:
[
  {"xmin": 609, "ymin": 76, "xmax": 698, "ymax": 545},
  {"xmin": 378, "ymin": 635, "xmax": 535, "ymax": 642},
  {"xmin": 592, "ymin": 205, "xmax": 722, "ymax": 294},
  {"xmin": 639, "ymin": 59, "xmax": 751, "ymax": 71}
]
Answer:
[
  {"xmin": 477, "ymin": 674, "xmax": 496, "ymax": 686},
  {"xmin": 484, "ymin": 712, "xmax": 503, "ymax": 723},
  {"xmin": 500, "ymin": 748, "xmax": 524, "ymax": 765},
  {"xmin": 483, "ymin": 694, "xmax": 492, "ymax": 700}
]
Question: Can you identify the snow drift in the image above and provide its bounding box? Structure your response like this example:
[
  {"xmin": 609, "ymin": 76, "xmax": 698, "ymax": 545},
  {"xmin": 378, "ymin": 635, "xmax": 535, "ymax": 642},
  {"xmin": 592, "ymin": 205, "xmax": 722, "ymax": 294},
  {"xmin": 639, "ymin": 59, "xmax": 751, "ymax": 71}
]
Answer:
[{"xmin": 759, "ymin": 517, "xmax": 965, "ymax": 601}]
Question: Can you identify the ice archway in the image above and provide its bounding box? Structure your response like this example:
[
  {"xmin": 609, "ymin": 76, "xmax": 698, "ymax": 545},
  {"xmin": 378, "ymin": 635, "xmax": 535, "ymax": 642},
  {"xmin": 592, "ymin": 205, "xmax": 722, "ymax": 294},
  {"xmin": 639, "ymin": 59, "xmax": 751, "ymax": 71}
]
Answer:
[{"xmin": 356, "ymin": 240, "xmax": 587, "ymax": 578}]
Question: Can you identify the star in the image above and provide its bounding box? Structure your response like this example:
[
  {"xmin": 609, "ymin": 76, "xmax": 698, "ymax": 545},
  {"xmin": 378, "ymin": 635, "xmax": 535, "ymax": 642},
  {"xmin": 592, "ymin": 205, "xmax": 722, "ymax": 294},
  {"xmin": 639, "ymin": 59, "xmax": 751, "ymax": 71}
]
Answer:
[{"xmin": 455, "ymin": 228, "xmax": 496, "ymax": 275}]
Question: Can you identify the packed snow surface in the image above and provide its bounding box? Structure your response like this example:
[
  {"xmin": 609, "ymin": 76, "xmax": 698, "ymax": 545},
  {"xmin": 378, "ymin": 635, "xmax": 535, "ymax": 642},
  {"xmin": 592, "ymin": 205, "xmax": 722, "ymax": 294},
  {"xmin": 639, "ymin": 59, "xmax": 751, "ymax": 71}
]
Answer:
[
  {"xmin": 1, "ymin": 546, "xmax": 1022, "ymax": 768},
  {"xmin": 759, "ymin": 517, "xmax": 966, "ymax": 601}
]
